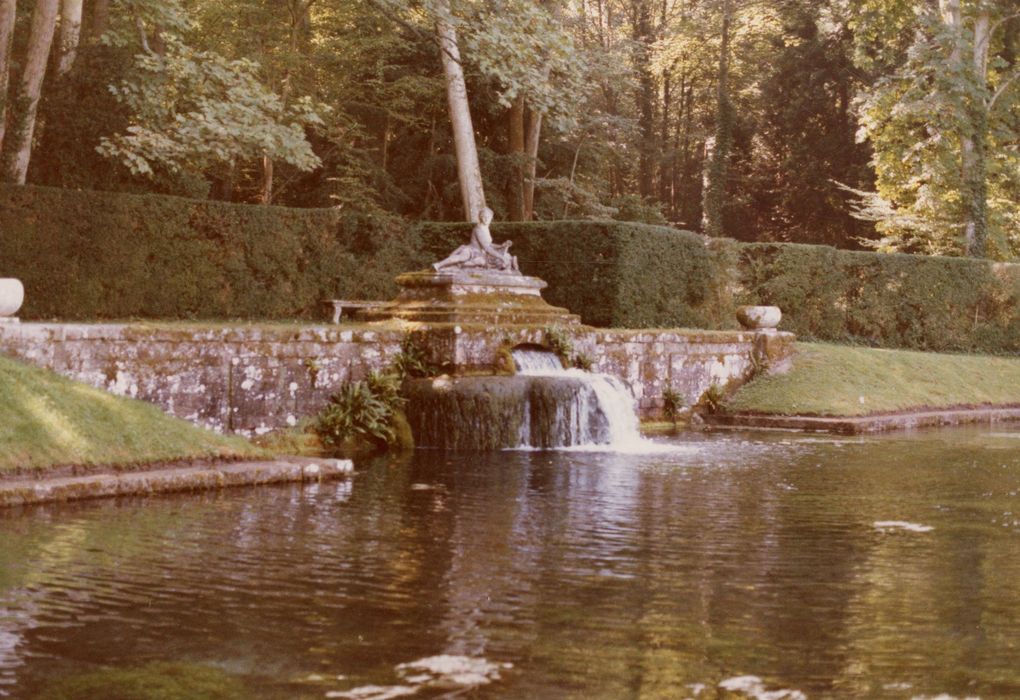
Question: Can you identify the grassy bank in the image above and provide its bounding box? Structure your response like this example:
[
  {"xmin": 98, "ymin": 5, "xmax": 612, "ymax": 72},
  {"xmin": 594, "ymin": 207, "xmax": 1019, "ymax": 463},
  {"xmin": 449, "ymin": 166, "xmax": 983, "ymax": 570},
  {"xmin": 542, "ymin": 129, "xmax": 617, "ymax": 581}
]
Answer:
[
  {"xmin": 0, "ymin": 356, "xmax": 264, "ymax": 473},
  {"xmin": 726, "ymin": 343, "xmax": 1020, "ymax": 417}
]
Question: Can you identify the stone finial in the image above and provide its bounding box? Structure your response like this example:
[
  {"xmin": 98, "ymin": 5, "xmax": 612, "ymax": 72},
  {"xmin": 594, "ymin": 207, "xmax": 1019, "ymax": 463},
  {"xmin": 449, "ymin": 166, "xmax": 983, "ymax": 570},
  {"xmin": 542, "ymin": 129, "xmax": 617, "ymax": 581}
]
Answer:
[
  {"xmin": 0, "ymin": 278, "xmax": 24, "ymax": 323},
  {"xmin": 736, "ymin": 305, "xmax": 781, "ymax": 330}
]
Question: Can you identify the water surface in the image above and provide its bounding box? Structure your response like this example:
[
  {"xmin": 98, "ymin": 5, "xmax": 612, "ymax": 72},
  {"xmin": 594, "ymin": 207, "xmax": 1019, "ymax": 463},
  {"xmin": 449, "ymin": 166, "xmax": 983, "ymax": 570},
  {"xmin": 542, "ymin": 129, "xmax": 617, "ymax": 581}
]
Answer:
[{"xmin": 2, "ymin": 427, "xmax": 1020, "ymax": 698}]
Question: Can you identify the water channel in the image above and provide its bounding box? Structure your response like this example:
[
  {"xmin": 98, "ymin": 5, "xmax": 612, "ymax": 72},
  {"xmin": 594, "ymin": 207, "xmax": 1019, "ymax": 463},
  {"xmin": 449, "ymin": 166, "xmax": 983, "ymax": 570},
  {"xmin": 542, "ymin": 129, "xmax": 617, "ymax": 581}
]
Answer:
[{"xmin": 3, "ymin": 426, "xmax": 1020, "ymax": 698}]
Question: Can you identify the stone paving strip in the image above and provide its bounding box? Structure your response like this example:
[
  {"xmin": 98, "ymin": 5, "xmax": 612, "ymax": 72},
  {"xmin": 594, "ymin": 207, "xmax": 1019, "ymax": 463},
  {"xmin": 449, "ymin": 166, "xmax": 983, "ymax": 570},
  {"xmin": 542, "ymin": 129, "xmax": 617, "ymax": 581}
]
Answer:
[
  {"xmin": 705, "ymin": 407, "xmax": 1020, "ymax": 434},
  {"xmin": 0, "ymin": 457, "xmax": 353, "ymax": 508}
]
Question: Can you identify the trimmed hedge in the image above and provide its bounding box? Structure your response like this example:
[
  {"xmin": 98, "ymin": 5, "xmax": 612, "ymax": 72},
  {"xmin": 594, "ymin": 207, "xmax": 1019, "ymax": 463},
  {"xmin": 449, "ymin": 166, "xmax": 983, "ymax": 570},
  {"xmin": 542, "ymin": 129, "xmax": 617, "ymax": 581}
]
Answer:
[
  {"xmin": 417, "ymin": 221, "xmax": 732, "ymax": 328},
  {"xmin": 736, "ymin": 243, "xmax": 1020, "ymax": 353},
  {"xmin": 3, "ymin": 185, "xmax": 1020, "ymax": 353},
  {"xmin": 0, "ymin": 185, "xmax": 426, "ymax": 319}
]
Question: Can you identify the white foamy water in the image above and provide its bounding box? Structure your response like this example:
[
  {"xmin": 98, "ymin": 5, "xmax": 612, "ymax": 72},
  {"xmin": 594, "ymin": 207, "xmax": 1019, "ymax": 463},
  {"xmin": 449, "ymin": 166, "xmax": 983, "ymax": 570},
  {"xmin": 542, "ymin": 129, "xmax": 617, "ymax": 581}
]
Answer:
[
  {"xmin": 873, "ymin": 521, "xmax": 935, "ymax": 533},
  {"xmin": 514, "ymin": 351, "xmax": 684, "ymax": 453},
  {"xmin": 717, "ymin": 674, "xmax": 807, "ymax": 700},
  {"xmin": 326, "ymin": 655, "xmax": 511, "ymax": 699}
]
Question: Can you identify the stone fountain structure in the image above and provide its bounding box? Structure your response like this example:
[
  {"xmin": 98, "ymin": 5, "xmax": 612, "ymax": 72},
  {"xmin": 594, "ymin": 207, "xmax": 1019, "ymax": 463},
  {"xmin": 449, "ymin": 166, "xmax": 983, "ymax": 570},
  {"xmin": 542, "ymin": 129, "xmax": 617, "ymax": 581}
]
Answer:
[
  {"xmin": 0, "ymin": 210, "xmax": 795, "ymax": 441},
  {"xmin": 353, "ymin": 209, "xmax": 794, "ymax": 450},
  {"xmin": 356, "ymin": 207, "xmax": 580, "ymax": 375}
]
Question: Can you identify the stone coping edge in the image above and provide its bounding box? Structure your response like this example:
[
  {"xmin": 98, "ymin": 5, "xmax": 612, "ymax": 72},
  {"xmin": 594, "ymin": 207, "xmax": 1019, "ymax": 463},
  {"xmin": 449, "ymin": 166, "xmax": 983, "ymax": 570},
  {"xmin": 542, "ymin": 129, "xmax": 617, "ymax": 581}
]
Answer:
[
  {"xmin": 704, "ymin": 407, "xmax": 1020, "ymax": 435},
  {"xmin": 0, "ymin": 457, "xmax": 353, "ymax": 508}
]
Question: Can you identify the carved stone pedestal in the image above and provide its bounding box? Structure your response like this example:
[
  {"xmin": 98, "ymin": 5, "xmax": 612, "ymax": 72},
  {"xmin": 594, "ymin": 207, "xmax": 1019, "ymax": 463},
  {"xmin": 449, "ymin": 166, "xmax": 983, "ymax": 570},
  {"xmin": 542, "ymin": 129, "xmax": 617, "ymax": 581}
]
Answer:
[{"xmin": 357, "ymin": 270, "xmax": 580, "ymax": 326}]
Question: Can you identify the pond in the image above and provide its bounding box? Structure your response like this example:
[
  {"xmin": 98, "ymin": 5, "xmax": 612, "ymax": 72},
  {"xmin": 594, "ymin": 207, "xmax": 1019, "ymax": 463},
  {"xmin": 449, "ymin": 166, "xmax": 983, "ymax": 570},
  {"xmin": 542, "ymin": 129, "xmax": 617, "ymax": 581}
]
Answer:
[{"xmin": 2, "ymin": 427, "xmax": 1020, "ymax": 699}]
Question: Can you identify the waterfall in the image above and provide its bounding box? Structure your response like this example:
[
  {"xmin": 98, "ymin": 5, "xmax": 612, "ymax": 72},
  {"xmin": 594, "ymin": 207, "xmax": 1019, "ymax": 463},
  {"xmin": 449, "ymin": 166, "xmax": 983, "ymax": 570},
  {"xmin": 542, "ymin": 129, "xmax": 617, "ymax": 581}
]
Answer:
[
  {"xmin": 511, "ymin": 347, "xmax": 644, "ymax": 450},
  {"xmin": 512, "ymin": 347, "xmax": 565, "ymax": 373},
  {"xmin": 403, "ymin": 349, "xmax": 659, "ymax": 452}
]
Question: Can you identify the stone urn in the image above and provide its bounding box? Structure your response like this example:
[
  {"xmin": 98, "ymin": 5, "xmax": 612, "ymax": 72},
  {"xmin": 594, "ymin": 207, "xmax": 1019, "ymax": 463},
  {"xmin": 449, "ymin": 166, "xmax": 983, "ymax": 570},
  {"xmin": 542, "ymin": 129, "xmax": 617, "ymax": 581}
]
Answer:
[
  {"xmin": 736, "ymin": 305, "xmax": 781, "ymax": 330},
  {"xmin": 0, "ymin": 278, "xmax": 24, "ymax": 320}
]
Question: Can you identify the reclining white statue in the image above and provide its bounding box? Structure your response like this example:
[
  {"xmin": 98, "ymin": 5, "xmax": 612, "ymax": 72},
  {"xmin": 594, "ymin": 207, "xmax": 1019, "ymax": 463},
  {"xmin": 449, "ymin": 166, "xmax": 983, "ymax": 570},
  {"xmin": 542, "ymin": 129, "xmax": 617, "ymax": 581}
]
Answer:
[{"xmin": 432, "ymin": 207, "xmax": 520, "ymax": 273}]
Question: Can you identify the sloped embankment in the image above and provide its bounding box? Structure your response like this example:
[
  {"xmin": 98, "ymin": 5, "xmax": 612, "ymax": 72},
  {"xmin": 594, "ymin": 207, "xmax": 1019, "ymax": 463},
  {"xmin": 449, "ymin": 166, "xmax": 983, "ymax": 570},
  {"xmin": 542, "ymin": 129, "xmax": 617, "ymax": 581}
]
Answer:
[{"xmin": 0, "ymin": 354, "xmax": 264, "ymax": 474}]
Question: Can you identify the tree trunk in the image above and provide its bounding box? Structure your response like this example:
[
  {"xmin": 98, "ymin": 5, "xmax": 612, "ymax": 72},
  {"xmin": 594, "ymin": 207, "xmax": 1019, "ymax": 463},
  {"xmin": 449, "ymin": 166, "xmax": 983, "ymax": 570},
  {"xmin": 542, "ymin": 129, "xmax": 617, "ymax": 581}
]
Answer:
[
  {"xmin": 435, "ymin": 0, "xmax": 486, "ymax": 222},
  {"xmin": 0, "ymin": 0, "xmax": 16, "ymax": 154},
  {"xmin": 701, "ymin": 0, "xmax": 732, "ymax": 237},
  {"xmin": 260, "ymin": 154, "xmax": 274, "ymax": 204},
  {"xmin": 89, "ymin": 0, "xmax": 110, "ymax": 40},
  {"xmin": 963, "ymin": 8, "xmax": 991, "ymax": 257},
  {"xmin": 3, "ymin": 0, "xmax": 59, "ymax": 184},
  {"xmin": 523, "ymin": 105, "xmax": 542, "ymax": 220},
  {"xmin": 507, "ymin": 95, "xmax": 525, "ymax": 221},
  {"xmin": 659, "ymin": 70, "xmax": 672, "ymax": 210},
  {"xmin": 632, "ymin": 0, "xmax": 655, "ymax": 198},
  {"xmin": 57, "ymin": 0, "xmax": 83, "ymax": 76},
  {"xmin": 943, "ymin": 0, "xmax": 990, "ymax": 256}
]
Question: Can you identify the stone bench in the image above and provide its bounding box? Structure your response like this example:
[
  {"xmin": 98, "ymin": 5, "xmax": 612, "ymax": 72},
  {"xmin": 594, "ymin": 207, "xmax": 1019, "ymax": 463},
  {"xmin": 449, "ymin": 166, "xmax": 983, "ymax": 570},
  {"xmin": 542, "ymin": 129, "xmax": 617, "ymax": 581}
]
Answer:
[{"xmin": 322, "ymin": 300, "xmax": 389, "ymax": 324}]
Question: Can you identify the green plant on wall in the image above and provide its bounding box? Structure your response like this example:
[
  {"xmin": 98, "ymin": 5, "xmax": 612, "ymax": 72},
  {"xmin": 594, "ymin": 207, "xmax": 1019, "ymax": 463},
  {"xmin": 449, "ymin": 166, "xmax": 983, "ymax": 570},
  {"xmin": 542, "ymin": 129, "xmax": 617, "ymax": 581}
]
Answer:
[
  {"xmin": 571, "ymin": 353, "xmax": 593, "ymax": 371},
  {"xmin": 314, "ymin": 372, "xmax": 406, "ymax": 450},
  {"xmin": 698, "ymin": 384, "xmax": 725, "ymax": 415},
  {"xmin": 662, "ymin": 387, "xmax": 682, "ymax": 427},
  {"xmin": 393, "ymin": 335, "xmax": 440, "ymax": 379},
  {"xmin": 543, "ymin": 326, "xmax": 572, "ymax": 367},
  {"xmin": 749, "ymin": 351, "xmax": 770, "ymax": 379}
]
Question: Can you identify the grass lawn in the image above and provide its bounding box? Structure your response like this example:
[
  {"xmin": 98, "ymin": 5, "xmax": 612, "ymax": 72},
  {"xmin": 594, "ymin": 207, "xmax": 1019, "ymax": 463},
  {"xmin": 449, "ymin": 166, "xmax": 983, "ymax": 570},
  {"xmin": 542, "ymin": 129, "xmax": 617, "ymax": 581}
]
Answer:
[
  {"xmin": 0, "ymin": 355, "xmax": 265, "ymax": 473},
  {"xmin": 726, "ymin": 342, "xmax": 1020, "ymax": 417}
]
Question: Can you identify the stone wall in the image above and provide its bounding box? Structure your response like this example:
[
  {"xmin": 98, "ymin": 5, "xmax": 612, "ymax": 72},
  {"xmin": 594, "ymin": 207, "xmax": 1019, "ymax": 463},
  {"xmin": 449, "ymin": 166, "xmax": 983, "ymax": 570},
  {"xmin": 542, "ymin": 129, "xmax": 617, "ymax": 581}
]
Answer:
[
  {"xmin": 583, "ymin": 329, "xmax": 792, "ymax": 416},
  {"xmin": 0, "ymin": 322, "xmax": 793, "ymax": 434},
  {"xmin": 427, "ymin": 325, "xmax": 794, "ymax": 417},
  {"xmin": 0, "ymin": 324, "xmax": 402, "ymax": 435}
]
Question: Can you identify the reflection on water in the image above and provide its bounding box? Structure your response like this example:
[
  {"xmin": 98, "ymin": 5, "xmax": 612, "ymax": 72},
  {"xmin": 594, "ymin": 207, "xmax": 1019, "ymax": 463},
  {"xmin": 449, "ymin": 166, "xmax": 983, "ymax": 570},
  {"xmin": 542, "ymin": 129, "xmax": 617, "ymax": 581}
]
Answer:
[{"xmin": 2, "ymin": 427, "xmax": 1020, "ymax": 698}]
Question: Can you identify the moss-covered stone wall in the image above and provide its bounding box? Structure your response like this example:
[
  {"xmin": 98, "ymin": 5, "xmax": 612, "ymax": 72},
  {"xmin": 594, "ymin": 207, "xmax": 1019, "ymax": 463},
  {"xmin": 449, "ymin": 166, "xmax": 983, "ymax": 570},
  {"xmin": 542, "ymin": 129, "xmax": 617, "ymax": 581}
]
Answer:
[{"xmin": 0, "ymin": 322, "xmax": 786, "ymax": 430}]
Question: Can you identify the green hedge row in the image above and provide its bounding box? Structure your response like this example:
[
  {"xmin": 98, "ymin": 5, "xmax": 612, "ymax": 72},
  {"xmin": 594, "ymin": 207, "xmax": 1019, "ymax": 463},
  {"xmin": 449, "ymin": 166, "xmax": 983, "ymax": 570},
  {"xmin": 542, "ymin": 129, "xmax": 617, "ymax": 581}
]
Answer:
[
  {"xmin": 3, "ymin": 185, "xmax": 1020, "ymax": 353},
  {"xmin": 0, "ymin": 185, "xmax": 427, "ymax": 319},
  {"xmin": 416, "ymin": 221, "xmax": 732, "ymax": 329},
  {"xmin": 735, "ymin": 243, "xmax": 1020, "ymax": 353}
]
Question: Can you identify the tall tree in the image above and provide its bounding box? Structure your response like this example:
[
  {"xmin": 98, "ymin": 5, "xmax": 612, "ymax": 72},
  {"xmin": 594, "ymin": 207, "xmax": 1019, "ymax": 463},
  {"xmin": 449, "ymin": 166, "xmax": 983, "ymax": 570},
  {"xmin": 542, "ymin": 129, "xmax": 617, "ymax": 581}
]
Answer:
[
  {"xmin": 701, "ymin": 0, "xmax": 732, "ymax": 237},
  {"xmin": 0, "ymin": 0, "xmax": 16, "ymax": 152},
  {"xmin": 3, "ymin": 0, "xmax": 59, "ymax": 184},
  {"xmin": 435, "ymin": 0, "xmax": 486, "ymax": 221},
  {"xmin": 632, "ymin": 0, "xmax": 656, "ymax": 198},
  {"xmin": 852, "ymin": 0, "xmax": 1020, "ymax": 257},
  {"xmin": 258, "ymin": 0, "xmax": 315, "ymax": 204},
  {"xmin": 748, "ymin": 1, "xmax": 872, "ymax": 246},
  {"xmin": 56, "ymin": 0, "xmax": 83, "ymax": 75},
  {"xmin": 464, "ymin": 0, "xmax": 584, "ymax": 220}
]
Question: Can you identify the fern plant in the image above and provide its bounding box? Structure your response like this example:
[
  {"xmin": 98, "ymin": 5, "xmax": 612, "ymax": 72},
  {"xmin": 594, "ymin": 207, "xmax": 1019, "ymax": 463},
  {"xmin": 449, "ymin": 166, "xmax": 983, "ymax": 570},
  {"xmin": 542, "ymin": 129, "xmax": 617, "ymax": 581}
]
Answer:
[
  {"xmin": 698, "ymin": 384, "xmax": 725, "ymax": 415},
  {"xmin": 393, "ymin": 335, "xmax": 439, "ymax": 379},
  {"xmin": 315, "ymin": 372, "xmax": 405, "ymax": 450},
  {"xmin": 662, "ymin": 387, "xmax": 682, "ymax": 426},
  {"xmin": 571, "ymin": 353, "xmax": 593, "ymax": 371},
  {"xmin": 544, "ymin": 326, "xmax": 573, "ymax": 366}
]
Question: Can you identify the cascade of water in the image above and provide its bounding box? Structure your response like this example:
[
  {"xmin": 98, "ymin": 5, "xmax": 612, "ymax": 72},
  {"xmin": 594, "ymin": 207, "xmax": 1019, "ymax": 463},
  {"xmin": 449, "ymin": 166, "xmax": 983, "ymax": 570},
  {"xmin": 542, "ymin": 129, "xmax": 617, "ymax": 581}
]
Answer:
[
  {"xmin": 510, "ymin": 348, "xmax": 646, "ymax": 450},
  {"xmin": 512, "ymin": 347, "xmax": 565, "ymax": 373}
]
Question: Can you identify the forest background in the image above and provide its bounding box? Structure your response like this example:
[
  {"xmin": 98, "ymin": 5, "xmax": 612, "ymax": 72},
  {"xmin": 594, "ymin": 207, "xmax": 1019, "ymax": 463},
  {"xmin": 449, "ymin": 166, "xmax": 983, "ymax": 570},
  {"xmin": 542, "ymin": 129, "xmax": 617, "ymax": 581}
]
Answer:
[{"xmin": 0, "ymin": 0, "xmax": 1017, "ymax": 259}]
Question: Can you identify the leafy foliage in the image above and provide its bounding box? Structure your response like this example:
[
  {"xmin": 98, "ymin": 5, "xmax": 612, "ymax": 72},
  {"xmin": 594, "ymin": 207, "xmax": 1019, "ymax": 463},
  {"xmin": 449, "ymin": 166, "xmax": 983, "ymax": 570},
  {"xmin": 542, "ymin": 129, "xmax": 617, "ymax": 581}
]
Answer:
[
  {"xmin": 571, "ymin": 352, "xmax": 594, "ymax": 371},
  {"xmin": 543, "ymin": 326, "xmax": 572, "ymax": 366},
  {"xmin": 4, "ymin": 0, "xmax": 1016, "ymax": 257},
  {"xmin": 697, "ymin": 384, "xmax": 725, "ymax": 414},
  {"xmin": 460, "ymin": 0, "xmax": 587, "ymax": 131},
  {"xmin": 662, "ymin": 387, "xmax": 682, "ymax": 425},
  {"xmin": 850, "ymin": 0, "xmax": 1020, "ymax": 258},
  {"xmin": 98, "ymin": 37, "xmax": 324, "ymax": 178},
  {"xmin": 314, "ymin": 372, "xmax": 406, "ymax": 450},
  {"xmin": 393, "ymin": 335, "xmax": 441, "ymax": 379}
]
